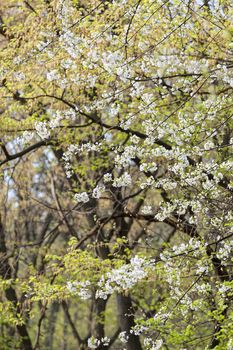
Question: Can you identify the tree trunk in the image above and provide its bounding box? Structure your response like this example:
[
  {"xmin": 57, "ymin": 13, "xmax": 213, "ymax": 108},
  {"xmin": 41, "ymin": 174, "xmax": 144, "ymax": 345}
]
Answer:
[
  {"xmin": 0, "ymin": 220, "xmax": 33, "ymax": 350},
  {"xmin": 116, "ymin": 294, "xmax": 142, "ymax": 350}
]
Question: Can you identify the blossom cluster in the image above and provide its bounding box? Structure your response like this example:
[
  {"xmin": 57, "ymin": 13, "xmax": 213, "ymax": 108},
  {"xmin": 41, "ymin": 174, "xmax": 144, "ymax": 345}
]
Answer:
[{"xmin": 96, "ymin": 256, "xmax": 154, "ymax": 299}]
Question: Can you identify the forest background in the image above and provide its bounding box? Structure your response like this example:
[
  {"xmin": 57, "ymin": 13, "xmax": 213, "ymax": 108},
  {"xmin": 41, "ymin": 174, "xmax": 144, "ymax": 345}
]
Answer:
[{"xmin": 0, "ymin": 0, "xmax": 233, "ymax": 349}]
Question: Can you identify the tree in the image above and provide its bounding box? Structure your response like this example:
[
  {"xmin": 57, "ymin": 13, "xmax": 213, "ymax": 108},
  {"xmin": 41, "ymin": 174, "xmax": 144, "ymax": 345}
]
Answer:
[{"xmin": 0, "ymin": 0, "xmax": 233, "ymax": 349}]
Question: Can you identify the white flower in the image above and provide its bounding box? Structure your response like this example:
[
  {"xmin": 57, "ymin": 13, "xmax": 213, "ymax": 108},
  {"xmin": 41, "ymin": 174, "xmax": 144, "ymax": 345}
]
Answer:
[
  {"xmin": 61, "ymin": 58, "xmax": 74, "ymax": 69},
  {"xmin": 130, "ymin": 135, "xmax": 140, "ymax": 144},
  {"xmin": 140, "ymin": 162, "xmax": 157, "ymax": 173},
  {"xmin": 140, "ymin": 176, "xmax": 155, "ymax": 189},
  {"xmin": 17, "ymin": 131, "xmax": 34, "ymax": 144},
  {"xmin": 119, "ymin": 331, "xmax": 128, "ymax": 343},
  {"xmin": 35, "ymin": 121, "xmax": 50, "ymax": 139},
  {"xmin": 95, "ymin": 289, "xmax": 108, "ymax": 300},
  {"xmin": 154, "ymin": 312, "xmax": 169, "ymax": 322},
  {"xmin": 88, "ymin": 337, "xmax": 100, "ymax": 349},
  {"xmin": 144, "ymin": 337, "xmax": 152, "ymax": 347},
  {"xmin": 67, "ymin": 281, "xmax": 78, "ymax": 294},
  {"xmin": 49, "ymin": 114, "xmax": 62, "ymax": 129},
  {"xmin": 66, "ymin": 170, "xmax": 73, "ymax": 178},
  {"xmin": 113, "ymin": 172, "xmax": 132, "ymax": 187},
  {"xmin": 103, "ymin": 173, "xmax": 112, "ymax": 183},
  {"xmin": 204, "ymin": 140, "xmax": 214, "ymax": 150},
  {"xmin": 64, "ymin": 109, "xmax": 76, "ymax": 121},
  {"xmin": 74, "ymin": 192, "xmax": 89, "ymax": 203},
  {"xmin": 115, "ymin": 146, "xmax": 137, "ymax": 168},
  {"xmin": 92, "ymin": 185, "xmax": 105, "ymax": 199},
  {"xmin": 78, "ymin": 281, "xmax": 92, "ymax": 300},
  {"xmin": 197, "ymin": 283, "xmax": 211, "ymax": 295},
  {"xmin": 78, "ymin": 290, "xmax": 91, "ymax": 299},
  {"xmin": 141, "ymin": 205, "xmax": 153, "ymax": 215},
  {"xmin": 95, "ymin": 256, "xmax": 152, "ymax": 299},
  {"xmin": 102, "ymin": 51, "xmax": 124, "ymax": 73},
  {"xmin": 218, "ymin": 284, "xmax": 231, "ymax": 296},
  {"xmin": 46, "ymin": 70, "xmax": 60, "ymax": 81},
  {"xmin": 120, "ymin": 118, "xmax": 133, "ymax": 130},
  {"xmin": 152, "ymin": 339, "xmax": 163, "ymax": 350},
  {"xmin": 67, "ymin": 281, "xmax": 91, "ymax": 299},
  {"xmin": 196, "ymin": 264, "xmax": 208, "ymax": 274},
  {"xmin": 101, "ymin": 337, "xmax": 110, "ymax": 346},
  {"xmin": 130, "ymin": 324, "xmax": 148, "ymax": 336}
]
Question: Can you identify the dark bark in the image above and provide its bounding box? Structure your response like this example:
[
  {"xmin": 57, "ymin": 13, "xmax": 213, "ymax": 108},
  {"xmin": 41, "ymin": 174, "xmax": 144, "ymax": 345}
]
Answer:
[
  {"xmin": 44, "ymin": 302, "xmax": 59, "ymax": 350},
  {"xmin": 62, "ymin": 301, "xmax": 86, "ymax": 348},
  {"xmin": 116, "ymin": 294, "xmax": 142, "ymax": 350},
  {"xmin": 0, "ymin": 220, "xmax": 33, "ymax": 350},
  {"xmin": 92, "ymin": 298, "xmax": 108, "ymax": 348}
]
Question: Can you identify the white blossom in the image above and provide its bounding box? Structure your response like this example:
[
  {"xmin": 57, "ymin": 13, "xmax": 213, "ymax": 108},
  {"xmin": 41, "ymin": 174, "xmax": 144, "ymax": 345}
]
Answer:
[
  {"xmin": 101, "ymin": 337, "xmax": 110, "ymax": 346},
  {"xmin": 141, "ymin": 205, "xmax": 153, "ymax": 215},
  {"xmin": 96, "ymin": 256, "xmax": 152, "ymax": 299},
  {"xmin": 92, "ymin": 185, "xmax": 105, "ymax": 199},
  {"xmin": 35, "ymin": 121, "xmax": 50, "ymax": 139},
  {"xmin": 152, "ymin": 339, "xmax": 163, "ymax": 350},
  {"xmin": 103, "ymin": 173, "xmax": 112, "ymax": 183},
  {"xmin": 87, "ymin": 337, "xmax": 100, "ymax": 349},
  {"xmin": 74, "ymin": 192, "xmax": 89, "ymax": 203},
  {"xmin": 46, "ymin": 70, "xmax": 60, "ymax": 81},
  {"xmin": 113, "ymin": 172, "xmax": 132, "ymax": 187},
  {"xmin": 119, "ymin": 331, "xmax": 128, "ymax": 343}
]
